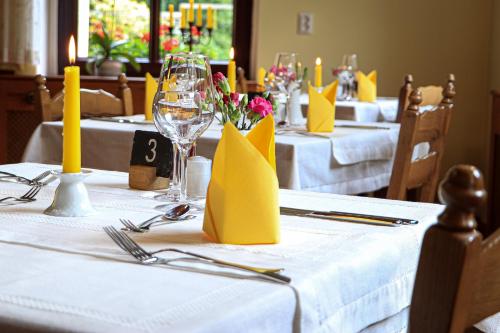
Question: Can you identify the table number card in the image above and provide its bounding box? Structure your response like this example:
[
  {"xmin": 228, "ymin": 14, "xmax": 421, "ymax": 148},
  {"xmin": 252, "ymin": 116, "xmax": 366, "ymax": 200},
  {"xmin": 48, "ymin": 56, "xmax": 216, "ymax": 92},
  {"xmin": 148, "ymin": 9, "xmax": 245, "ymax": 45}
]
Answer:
[{"xmin": 129, "ymin": 130, "xmax": 173, "ymax": 190}]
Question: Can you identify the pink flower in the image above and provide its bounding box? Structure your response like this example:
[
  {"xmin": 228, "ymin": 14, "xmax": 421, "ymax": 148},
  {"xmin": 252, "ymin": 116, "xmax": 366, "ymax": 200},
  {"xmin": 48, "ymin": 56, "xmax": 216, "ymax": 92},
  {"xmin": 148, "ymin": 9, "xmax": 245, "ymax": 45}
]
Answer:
[
  {"xmin": 269, "ymin": 65, "xmax": 278, "ymax": 75},
  {"xmin": 223, "ymin": 92, "xmax": 239, "ymax": 106},
  {"xmin": 213, "ymin": 72, "xmax": 225, "ymax": 85},
  {"xmin": 248, "ymin": 97, "xmax": 273, "ymax": 117}
]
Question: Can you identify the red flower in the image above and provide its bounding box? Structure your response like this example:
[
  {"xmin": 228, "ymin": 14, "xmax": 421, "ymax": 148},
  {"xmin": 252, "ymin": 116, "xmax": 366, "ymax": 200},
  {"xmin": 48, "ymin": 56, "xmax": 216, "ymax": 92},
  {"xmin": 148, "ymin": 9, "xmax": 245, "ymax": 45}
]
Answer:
[
  {"xmin": 223, "ymin": 92, "xmax": 240, "ymax": 106},
  {"xmin": 162, "ymin": 38, "xmax": 179, "ymax": 51},
  {"xmin": 141, "ymin": 32, "xmax": 150, "ymax": 43},
  {"xmin": 191, "ymin": 25, "xmax": 200, "ymax": 37},
  {"xmin": 160, "ymin": 24, "xmax": 170, "ymax": 36},
  {"xmin": 213, "ymin": 72, "xmax": 225, "ymax": 85}
]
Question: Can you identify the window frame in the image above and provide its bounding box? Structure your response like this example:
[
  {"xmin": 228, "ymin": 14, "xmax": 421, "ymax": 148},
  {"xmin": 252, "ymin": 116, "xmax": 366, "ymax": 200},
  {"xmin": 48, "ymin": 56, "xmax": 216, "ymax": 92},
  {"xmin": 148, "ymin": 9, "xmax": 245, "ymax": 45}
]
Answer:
[{"xmin": 57, "ymin": 0, "xmax": 253, "ymax": 77}]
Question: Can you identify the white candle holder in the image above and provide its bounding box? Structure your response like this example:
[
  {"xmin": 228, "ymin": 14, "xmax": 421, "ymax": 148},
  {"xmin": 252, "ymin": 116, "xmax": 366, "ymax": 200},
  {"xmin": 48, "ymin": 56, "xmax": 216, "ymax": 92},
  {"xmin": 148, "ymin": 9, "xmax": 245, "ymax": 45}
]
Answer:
[{"xmin": 44, "ymin": 170, "xmax": 96, "ymax": 217}]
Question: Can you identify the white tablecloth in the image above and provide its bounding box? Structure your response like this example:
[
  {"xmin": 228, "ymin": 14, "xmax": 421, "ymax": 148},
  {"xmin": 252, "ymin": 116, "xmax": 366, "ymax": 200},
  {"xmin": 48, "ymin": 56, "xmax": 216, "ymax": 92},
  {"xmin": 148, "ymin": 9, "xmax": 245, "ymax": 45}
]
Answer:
[
  {"xmin": 22, "ymin": 118, "xmax": 401, "ymax": 195},
  {"xmin": 300, "ymin": 95, "xmax": 399, "ymax": 122},
  {"xmin": 0, "ymin": 163, "xmax": 445, "ymax": 333}
]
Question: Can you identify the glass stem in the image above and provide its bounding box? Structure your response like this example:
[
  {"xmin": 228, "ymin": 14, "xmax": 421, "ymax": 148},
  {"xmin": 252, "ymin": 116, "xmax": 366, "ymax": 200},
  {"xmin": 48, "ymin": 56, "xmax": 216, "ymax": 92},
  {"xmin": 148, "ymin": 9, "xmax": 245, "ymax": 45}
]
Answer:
[
  {"xmin": 176, "ymin": 142, "xmax": 191, "ymax": 202},
  {"xmin": 171, "ymin": 144, "xmax": 179, "ymax": 188}
]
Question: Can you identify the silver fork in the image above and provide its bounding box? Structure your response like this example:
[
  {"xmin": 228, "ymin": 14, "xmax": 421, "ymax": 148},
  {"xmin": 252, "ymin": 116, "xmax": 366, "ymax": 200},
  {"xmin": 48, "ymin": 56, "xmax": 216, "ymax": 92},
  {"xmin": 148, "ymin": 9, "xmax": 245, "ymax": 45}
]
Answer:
[
  {"xmin": 103, "ymin": 226, "xmax": 291, "ymax": 283},
  {"xmin": 0, "ymin": 170, "xmax": 53, "ymax": 186},
  {"xmin": 0, "ymin": 184, "xmax": 42, "ymax": 203}
]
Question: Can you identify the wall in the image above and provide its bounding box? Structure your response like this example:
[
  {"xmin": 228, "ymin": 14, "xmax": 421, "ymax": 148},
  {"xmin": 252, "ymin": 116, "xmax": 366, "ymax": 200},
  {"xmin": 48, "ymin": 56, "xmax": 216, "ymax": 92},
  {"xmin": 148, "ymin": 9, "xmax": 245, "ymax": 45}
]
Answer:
[{"xmin": 252, "ymin": 0, "xmax": 493, "ymax": 175}]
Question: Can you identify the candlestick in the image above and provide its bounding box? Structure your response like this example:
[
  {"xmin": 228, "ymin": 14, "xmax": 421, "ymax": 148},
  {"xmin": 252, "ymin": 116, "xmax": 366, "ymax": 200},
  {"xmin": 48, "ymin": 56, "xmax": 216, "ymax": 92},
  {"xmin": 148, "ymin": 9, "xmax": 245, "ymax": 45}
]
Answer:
[
  {"xmin": 315, "ymin": 57, "xmax": 322, "ymax": 88},
  {"xmin": 228, "ymin": 47, "xmax": 236, "ymax": 93},
  {"xmin": 188, "ymin": 0, "xmax": 195, "ymax": 23},
  {"xmin": 144, "ymin": 72, "xmax": 155, "ymax": 121},
  {"xmin": 169, "ymin": 4, "xmax": 174, "ymax": 28},
  {"xmin": 207, "ymin": 6, "xmax": 213, "ymax": 29},
  {"xmin": 196, "ymin": 4, "xmax": 203, "ymax": 26},
  {"xmin": 63, "ymin": 35, "xmax": 81, "ymax": 173}
]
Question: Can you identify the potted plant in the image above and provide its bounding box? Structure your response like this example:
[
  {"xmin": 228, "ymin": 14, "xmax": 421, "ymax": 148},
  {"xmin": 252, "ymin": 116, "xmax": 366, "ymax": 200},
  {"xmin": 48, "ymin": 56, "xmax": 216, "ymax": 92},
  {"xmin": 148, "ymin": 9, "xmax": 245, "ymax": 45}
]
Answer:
[{"xmin": 86, "ymin": 24, "xmax": 140, "ymax": 76}]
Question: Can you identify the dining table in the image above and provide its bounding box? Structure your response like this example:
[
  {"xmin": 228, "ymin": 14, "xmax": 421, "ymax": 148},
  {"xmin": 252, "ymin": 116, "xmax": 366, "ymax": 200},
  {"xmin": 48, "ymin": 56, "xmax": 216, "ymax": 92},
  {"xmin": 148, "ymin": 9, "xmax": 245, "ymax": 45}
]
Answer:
[
  {"xmin": 299, "ymin": 95, "xmax": 399, "ymax": 122},
  {"xmin": 1, "ymin": 163, "xmax": 499, "ymax": 333},
  {"xmin": 22, "ymin": 116, "xmax": 401, "ymax": 195}
]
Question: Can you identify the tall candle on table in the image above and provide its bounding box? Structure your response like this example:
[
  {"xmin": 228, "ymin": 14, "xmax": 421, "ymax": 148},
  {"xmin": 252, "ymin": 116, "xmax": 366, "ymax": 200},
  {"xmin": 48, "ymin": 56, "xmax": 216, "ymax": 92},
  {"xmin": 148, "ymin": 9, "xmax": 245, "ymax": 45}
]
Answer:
[
  {"xmin": 228, "ymin": 47, "xmax": 236, "ymax": 93},
  {"xmin": 257, "ymin": 67, "xmax": 266, "ymax": 87},
  {"xmin": 315, "ymin": 57, "xmax": 322, "ymax": 88},
  {"xmin": 181, "ymin": 7, "xmax": 187, "ymax": 29},
  {"xmin": 63, "ymin": 35, "xmax": 81, "ymax": 173},
  {"xmin": 169, "ymin": 4, "xmax": 174, "ymax": 28}
]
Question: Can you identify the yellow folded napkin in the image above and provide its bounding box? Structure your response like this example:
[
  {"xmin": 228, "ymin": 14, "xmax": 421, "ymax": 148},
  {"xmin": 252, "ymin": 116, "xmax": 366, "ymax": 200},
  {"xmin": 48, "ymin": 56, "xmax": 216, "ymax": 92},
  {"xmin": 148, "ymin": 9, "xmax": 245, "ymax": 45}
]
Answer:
[
  {"xmin": 356, "ymin": 70, "xmax": 377, "ymax": 102},
  {"xmin": 307, "ymin": 80, "xmax": 338, "ymax": 132},
  {"xmin": 203, "ymin": 115, "xmax": 280, "ymax": 245},
  {"xmin": 144, "ymin": 72, "xmax": 156, "ymax": 121}
]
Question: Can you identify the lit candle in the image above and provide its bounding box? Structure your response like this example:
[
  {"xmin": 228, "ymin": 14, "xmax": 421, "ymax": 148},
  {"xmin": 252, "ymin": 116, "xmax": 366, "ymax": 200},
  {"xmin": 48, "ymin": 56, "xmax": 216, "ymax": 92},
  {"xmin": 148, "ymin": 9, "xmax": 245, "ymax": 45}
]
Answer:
[
  {"xmin": 314, "ymin": 57, "xmax": 322, "ymax": 88},
  {"xmin": 181, "ymin": 7, "xmax": 187, "ymax": 29},
  {"xmin": 196, "ymin": 4, "xmax": 203, "ymax": 26},
  {"xmin": 206, "ymin": 6, "xmax": 213, "ymax": 29},
  {"xmin": 257, "ymin": 67, "xmax": 266, "ymax": 86},
  {"xmin": 63, "ymin": 35, "xmax": 81, "ymax": 173},
  {"xmin": 169, "ymin": 4, "xmax": 174, "ymax": 28},
  {"xmin": 188, "ymin": 0, "xmax": 195, "ymax": 23},
  {"xmin": 228, "ymin": 47, "xmax": 236, "ymax": 93},
  {"xmin": 144, "ymin": 73, "xmax": 155, "ymax": 121}
]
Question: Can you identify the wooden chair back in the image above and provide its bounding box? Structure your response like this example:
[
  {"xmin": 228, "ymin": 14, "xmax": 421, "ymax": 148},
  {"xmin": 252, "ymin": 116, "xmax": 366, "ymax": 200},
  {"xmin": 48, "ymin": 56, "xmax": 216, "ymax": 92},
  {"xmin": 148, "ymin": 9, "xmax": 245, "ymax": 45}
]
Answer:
[
  {"xmin": 396, "ymin": 74, "xmax": 445, "ymax": 123},
  {"xmin": 387, "ymin": 74, "xmax": 455, "ymax": 202},
  {"xmin": 34, "ymin": 73, "xmax": 133, "ymax": 121},
  {"xmin": 409, "ymin": 164, "xmax": 500, "ymax": 333},
  {"xmin": 236, "ymin": 66, "xmax": 248, "ymax": 93}
]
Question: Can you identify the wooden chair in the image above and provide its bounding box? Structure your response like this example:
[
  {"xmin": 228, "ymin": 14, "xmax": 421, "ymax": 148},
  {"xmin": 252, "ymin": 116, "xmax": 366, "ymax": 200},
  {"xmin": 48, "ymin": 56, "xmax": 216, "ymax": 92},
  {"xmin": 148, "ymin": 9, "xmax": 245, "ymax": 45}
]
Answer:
[
  {"xmin": 387, "ymin": 75, "xmax": 456, "ymax": 202},
  {"xmin": 236, "ymin": 66, "xmax": 248, "ymax": 93},
  {"xmin": 396, "ymin": 74, "xmax": 447, "ymax": 123},
  {"xmin": 34, "ymin": 73, "xmax": 133, "ymax": 121},
  {"xmin": 409, "ymin": 164, "xmax": 500, "ymax": 333}
]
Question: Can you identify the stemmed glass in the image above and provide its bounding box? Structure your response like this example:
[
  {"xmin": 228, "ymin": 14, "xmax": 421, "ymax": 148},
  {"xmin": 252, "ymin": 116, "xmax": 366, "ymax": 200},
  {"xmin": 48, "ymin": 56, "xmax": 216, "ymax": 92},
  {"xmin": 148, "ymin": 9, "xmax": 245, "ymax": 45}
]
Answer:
[
  {"xmin": 341, "ymin": 54, "xmax": 357, "ymax": 100},
  {"xmin": 267, "ymin": 52, "xmax": 302, "ymax": 126},
  {"xmin": 152, "ymin": 53, "xmax": 216, "ymax": 205}
]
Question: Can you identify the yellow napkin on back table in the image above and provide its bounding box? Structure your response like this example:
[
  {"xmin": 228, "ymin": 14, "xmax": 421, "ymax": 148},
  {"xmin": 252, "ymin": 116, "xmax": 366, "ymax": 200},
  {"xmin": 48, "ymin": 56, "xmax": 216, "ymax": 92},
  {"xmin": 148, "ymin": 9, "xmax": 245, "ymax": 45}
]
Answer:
[
  {"xmin": 203, "ymin": 115, "xmax": 280, "ymax": 245},
  {"xmin": 356, "ymin": 70, "xmax": 377, "ymax": 102},
  {"xmin": 307, "ymin": 80, "xmax": 338, "ymax": 133}
]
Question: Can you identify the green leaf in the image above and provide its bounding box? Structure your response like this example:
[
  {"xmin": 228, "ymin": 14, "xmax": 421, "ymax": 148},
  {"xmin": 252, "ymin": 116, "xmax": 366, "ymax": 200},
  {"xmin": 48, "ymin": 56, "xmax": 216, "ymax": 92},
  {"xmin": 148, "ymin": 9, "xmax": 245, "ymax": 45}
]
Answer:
[
  {"xmin": 110, "ymin": 40, "xmax": 128, "ymax": 50},
  {"xmin": 111, "ymin": 51, "xmax": 141, "ymax": 72}
]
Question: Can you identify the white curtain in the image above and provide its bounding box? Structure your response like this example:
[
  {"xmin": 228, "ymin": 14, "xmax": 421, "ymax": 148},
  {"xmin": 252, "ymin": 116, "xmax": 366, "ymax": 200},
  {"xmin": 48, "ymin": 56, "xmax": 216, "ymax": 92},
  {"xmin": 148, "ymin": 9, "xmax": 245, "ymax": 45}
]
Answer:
[{"xmin": 0, "ymin": 0, "xmax": 58, "ymax": 74}]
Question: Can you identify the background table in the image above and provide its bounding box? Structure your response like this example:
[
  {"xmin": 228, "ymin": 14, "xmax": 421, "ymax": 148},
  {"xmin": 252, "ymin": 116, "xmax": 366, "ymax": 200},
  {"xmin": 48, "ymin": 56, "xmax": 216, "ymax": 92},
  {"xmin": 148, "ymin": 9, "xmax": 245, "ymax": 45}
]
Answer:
[
  {"xmin": 0, "ymin": 162, "xmax": 446, "ymax": 333},
  {"xmin": 300, "ymin": 95, "xmax": 399, "ymax": 122},
  {"xmin": 23, "ymin": 118, "xmax": 401, "ymax": 195}
]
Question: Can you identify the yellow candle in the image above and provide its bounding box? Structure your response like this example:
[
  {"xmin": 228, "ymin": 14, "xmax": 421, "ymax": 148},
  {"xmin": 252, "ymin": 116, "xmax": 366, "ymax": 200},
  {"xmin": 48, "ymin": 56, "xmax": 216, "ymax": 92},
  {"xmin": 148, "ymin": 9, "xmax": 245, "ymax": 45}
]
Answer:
[
  {"xmin": 181, "ymin": 7, "xmax": 187, "ymax": 29},
  {"xmin": 257, "ymin": 67, "xmax": 266, "ymax": 86},
  {"xmin": 144, "ymin": 73, "xmax": 155, "ymax": 121},
  {"xmin": 228, "ymin": 47, "xmax": 236, "ymax": 93},
  {"xmin": 62, "ymin": 35, "xmax": 81, "ymax": 173},
  {"xmin": 206, "ymin": 6, "xmax": 213, "ymax": 29},
  {"xmin": 196, "ymin": 4, "xmax": 202, "ymax": 26},
  {"xmin": 188, "ymin": 0, "xmax": 195, "ymax": 23},
  {"xmin": 315, "ymin": 57, "xmax": 322, "ymax": 88},
  {"xmin": 169, "ymin": 4, "xmax": 174, "ymax": 28}
]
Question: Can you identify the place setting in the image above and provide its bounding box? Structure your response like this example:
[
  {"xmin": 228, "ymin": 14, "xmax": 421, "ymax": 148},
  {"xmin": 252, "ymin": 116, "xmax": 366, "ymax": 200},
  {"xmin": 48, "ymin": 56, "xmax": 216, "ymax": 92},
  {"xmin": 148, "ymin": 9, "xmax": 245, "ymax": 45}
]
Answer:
[{"xmin": 1, "ymin": 1, "xmax": 499, "ymax": 332}]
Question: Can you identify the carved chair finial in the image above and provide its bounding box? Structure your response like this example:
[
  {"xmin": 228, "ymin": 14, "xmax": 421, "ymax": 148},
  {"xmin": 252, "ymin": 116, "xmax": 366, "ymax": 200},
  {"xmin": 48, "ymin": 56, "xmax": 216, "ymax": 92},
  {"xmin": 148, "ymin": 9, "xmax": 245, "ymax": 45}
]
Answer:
[
  {"xmin": 438, "ymin": 165, "xmax": 486, "ymax": 230},
  {"xmin": 442, "ymin": 73, "xmax": 456, "ymax": 105},
  {"xmin": 405, "ymin": 74, "xmax": 414, "ymax": 85},
  {"xmin": 408, "ymin": 88, "xmax": 423, "ymax": 113},
  {"xmin": 35, "ymin": 74, "xmax": 47, "ymax": 90}
]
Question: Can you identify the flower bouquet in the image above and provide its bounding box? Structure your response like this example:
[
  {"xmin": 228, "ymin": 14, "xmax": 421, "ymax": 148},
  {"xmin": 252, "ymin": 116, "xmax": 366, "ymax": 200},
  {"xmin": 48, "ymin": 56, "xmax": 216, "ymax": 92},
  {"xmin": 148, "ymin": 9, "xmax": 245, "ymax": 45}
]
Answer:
[{"xmin": 212, "ymin": 72, "xmax": 279, "ymax": 130}]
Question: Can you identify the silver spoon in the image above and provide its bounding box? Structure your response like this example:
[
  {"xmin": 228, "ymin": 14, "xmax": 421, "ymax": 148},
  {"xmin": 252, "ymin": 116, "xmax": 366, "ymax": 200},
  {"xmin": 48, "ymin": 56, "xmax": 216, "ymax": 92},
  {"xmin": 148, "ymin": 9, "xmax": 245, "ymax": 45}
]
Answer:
[{"xmin": 120, "ymin": 204, "xmax": 191, "ymax": 232}]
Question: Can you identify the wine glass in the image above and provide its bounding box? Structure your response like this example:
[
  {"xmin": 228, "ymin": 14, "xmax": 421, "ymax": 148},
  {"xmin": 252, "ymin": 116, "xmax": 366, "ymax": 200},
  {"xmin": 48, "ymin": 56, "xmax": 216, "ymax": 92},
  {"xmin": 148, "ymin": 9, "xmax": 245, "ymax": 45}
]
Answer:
[
  {"xmin": 152, "ymin": 53, "xmax": 216, "ymax": 205},
  {"xmin": 341, "ymin": 54, "xmax": 358, "ymax": 100},
  {"xmin": 271, "ymin": 52, "xmax": 301, "ymax": 126}
]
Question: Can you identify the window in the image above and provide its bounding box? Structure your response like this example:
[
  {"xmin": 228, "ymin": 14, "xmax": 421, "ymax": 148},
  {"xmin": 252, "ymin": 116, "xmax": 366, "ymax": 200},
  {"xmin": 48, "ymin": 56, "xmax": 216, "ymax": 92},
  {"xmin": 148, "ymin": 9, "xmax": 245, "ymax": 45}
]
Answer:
[{"xmin": 58, "ymin": 0, "xmax": 252, "ymax": 77}]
